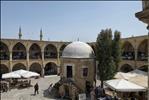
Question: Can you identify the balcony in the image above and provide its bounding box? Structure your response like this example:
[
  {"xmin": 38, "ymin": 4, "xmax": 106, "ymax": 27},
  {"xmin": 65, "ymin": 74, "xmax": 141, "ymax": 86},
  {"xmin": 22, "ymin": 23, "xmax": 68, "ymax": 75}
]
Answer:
[
  {"xmin": 138, "ymin": 52, "xmax": 147, "ymax": 61},
  {"xmin": 122, "ymin": 52, "xmax": 135, "ymax": 60},
  {"xmin": 44, "ymin": 52, "xmax": 57, "ymax": 59},
  {"xmin": 0, "ymin": 52, "xmax": 9, "ymax": 60},
  {"xmin": 12, "ymin": 52, "xmax": 26, "ymax": 60}
]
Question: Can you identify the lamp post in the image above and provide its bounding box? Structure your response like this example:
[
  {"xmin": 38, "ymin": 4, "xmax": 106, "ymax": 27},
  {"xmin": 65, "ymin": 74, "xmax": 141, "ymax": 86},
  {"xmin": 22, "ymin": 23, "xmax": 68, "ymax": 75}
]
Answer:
[{"xmin": 147, "ymin": 25, "xmax": 149, "ymax": 100}]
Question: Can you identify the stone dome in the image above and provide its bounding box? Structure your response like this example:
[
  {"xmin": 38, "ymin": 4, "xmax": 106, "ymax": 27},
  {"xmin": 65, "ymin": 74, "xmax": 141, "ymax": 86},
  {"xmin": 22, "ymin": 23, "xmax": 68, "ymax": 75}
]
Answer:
[{"xmin": 62, "ymin": 41, "xmax": 95, "ymax": 58}]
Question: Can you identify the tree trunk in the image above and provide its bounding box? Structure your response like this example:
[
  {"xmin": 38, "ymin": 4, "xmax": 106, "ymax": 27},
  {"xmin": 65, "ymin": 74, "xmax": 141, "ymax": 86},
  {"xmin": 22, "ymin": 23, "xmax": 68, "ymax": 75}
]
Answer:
[{"xmin": 101, "ymin": 80, "xmax": 104, "ymax": 88}]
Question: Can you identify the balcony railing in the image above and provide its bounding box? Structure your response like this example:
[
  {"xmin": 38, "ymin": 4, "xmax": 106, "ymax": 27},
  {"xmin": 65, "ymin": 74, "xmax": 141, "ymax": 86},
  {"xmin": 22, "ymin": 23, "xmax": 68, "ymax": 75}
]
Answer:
[
  {"xmin": 122, "ymin": 52, "xmax": 135, "ymax": 60},
  {"xmin": 12, "ymin": 52, "xmax": 26, "ymax": 60},
  {"xmin": 138, "ymin": 52, "xmax": 147, "ymax": 61},
  {"xmin": 44, "ymin": 51, "xmax": 57, "ymax": 59},
  {"xmin": 0, "ymin": 52, "xmax": 9, "ymax": 60}
]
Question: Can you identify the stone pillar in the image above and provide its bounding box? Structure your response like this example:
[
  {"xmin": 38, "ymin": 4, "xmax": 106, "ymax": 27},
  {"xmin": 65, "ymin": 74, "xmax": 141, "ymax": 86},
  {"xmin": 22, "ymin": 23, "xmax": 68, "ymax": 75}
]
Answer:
[
  {"xmin": 9, "ymin": 51, "xmax": 12, "ymax": 72},
  {"xmin": 57, "ymin": 48, "xmax": 60, "ymax": 65},
  {"xmin": 57, "ymin": 48, "xmax": 60, "ymax": 75},
  {"xmin": 134, "ymin": 48, "xmax": 138, "ymax": 67},
  {"xmin": 41, "ymin": 67, "xmax": 45, "ymax": 77},
  {"xmin": 27, "ymin": 50, "xmax": 30, "ymax": 71},
  {"xmin": 41, "ymin": 50, "xmax": 45, "ymax": 77},
  {"xmin": 134, "ymin": 39, "xmax": 138, "ymax": 69}
]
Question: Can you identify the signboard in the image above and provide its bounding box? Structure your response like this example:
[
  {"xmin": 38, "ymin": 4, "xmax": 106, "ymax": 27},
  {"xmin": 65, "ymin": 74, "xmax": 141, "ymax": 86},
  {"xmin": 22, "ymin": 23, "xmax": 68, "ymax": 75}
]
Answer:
[{"xmin": 79, "ymin": 93, "xmax": 86, "ymax": 100}]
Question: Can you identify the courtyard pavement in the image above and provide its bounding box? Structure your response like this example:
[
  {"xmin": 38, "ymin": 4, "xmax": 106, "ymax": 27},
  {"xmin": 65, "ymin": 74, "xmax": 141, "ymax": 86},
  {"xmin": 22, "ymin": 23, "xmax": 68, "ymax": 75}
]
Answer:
[
  {"xmin": 1, "ymin": 75, "xmax": 61, "ymax": 100},
  {"xmin": 1, "ymin": 75, "xmax": 102, "ymax": 100}
]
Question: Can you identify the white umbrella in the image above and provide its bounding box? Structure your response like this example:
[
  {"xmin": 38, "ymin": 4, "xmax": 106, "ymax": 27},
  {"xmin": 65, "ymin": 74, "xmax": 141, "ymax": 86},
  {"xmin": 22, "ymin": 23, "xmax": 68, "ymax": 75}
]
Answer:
[
  {"xmin": 21, "ymin": 71, "xmax": 40, "ymax": 78},
  {"xmin": 114, "ymin": 72, "xmax": 136, "ymax": 80},
  {"xmin": 2, "ymin": 69, "xmax": 40, "ymax": 79},
  {"xmin": 13, "ymin": 69, "xmax": 40, "ymax": 78},
  {"xmin": 2, "ymin": 72, "xmax": 21, "ymax": 79},
  {"xmin": 13, "ymin": 69, "xmax": 28, "ymax": 75},
  {"xmin": 128, "ymin": 75, "xmax": 147, "ymax": 88},
  {"xmin": 104, "ymin": 79, "xmax": 146, "ymax": 92},
  {"xmin": 129, "ymin": 69, "xmax": 147, "ymax": 76}
]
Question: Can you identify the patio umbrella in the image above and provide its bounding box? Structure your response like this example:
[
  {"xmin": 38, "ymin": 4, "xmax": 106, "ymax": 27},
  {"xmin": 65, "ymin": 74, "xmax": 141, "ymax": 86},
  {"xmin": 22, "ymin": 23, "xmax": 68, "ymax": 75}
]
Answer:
[
  {"xmin": 104, "ymin": 79, "xmax": 146, "ymax": 92},
  {"xmin": 128, "ymin": 75, "xmax": 147, "ymax": 88},
  {"xmin": 21, "ymin": 71, "xmax": 40, "ymax": 78},
  {"xmin": 13, "ymin": 69, "xmax": 40, "ymax": 78},
  {"xmin": 114, "ymin": 72, "xmax": 136, "ymax": 80},
  {"xmin": 129, "ymin": 69, "xmax": 147, "ymax": 76},
  {"xmin": 2, "ymin": 72, "xmax": 21, "ymax": 79},
  {"xmin": 2, "ymin": 69, "xmax": 40, "ymax": 79}
]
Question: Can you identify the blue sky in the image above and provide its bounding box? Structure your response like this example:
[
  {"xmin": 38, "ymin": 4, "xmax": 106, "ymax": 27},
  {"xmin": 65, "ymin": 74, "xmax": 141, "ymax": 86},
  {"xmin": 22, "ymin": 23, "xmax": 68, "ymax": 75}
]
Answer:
[{"xmin": 1, "ymin": 1, "xmax": 147, "ymax": 42}]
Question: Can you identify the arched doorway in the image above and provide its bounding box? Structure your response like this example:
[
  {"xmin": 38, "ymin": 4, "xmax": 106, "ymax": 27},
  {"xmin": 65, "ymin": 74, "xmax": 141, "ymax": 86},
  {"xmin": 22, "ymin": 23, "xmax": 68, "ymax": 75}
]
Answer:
[
  {"xmin": 122, "ymin": 41, "xmax": 134, "ymax": 60},
  {"xmin": 138, "ymin": 65, "xmax": 147, "ymax": 72},
  {"xmin": 44, "ymin": 62, "xmax": 57, "ymax": 75},
  {"xmin": 0, "ymin": 64, "xmax": 9, "ymax": 74},
  {"xmin": 12, "ymin": 42, "xmax": 26, "ymax": 60},
  {"xmin": 12, "ymin": 63, "xmax": 26, "ymax": 71},
  {"xmin": 29, "ymin": 43, "xmax": 41, "ymax": 59},
  {"xmin": 59, "ymin": 44, "xmax": 67, "ymax": 57},
  {"xmin": 0, "ymin": 42, "xmax": 9, "ymax": 60},
  {"xmin": 138, "ymin": 39, "xmax": 148, "ymax": 61},
  {"xmin": 44, "ymin": 44, "xmax": 57, "ymax": 59},
  {"xmin": 120, "ymin": 64, "xmax": 133, "ymax": 73},
  {"xmin": 30, "ymin": 63, "xmax": 42, "ymax": 75}
]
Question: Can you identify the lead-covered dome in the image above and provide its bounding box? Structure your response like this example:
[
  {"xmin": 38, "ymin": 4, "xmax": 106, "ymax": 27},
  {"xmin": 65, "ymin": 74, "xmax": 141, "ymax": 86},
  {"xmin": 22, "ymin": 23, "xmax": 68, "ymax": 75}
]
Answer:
[{"xmin": 62, "ymin": 41, "xmax": 95, "ymax": 58}]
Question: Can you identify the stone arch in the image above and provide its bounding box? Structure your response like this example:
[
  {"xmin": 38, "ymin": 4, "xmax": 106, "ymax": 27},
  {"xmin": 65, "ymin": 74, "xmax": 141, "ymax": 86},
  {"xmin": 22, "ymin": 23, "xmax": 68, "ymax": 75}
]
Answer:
[
  {"xmin": 120, "ymin": 64, "xmax": 133, "ymax": 73},
  {"xmin": 122, "ymin": 41, "xmax": 135, "ymax": 60},
  {"xmin": 12, "ymin": 63, "xmax": 26, "ymax": 71},
  {"xmin": 138, "ymin": 65, "xmax": 147, "ymax": 72},
  {"xmin": 29, "ymin": 43, "xmax": 42, "ymax": 59},
  {"xmin": 0, "ymin": 41, "xmax": 9, "ymax": 60},
  {"xmin": 0, "ymin": 64, "xmax": 9, "ymax": 75},
  {"xmin": 44, "ymin": 44, "xmax": 57, "ymax": 59},
  {"xmin": 137, "ymin": 39, "xmax": 148, "ymax": 61},
  {"xmin": 30, "ymin": 63, "xmax": 42, "ymax": 75},
  {"xmin": 44, "ymin": 62, "xmax": 57, "ymax": 75},
  {"xmin": 59, "ymin": 44, "xmax": 67, "ymax": 57},
  {"xmin": 12, "ymin": 42, "xmax": 27, "ymax": 60}
]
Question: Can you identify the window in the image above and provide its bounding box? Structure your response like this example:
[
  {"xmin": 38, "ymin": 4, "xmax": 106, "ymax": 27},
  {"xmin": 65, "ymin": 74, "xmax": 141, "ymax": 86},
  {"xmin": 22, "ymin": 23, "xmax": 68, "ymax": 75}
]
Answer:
[{"xmin": 82, "ymin": 68, "xmax": 88, "ymax": 77}]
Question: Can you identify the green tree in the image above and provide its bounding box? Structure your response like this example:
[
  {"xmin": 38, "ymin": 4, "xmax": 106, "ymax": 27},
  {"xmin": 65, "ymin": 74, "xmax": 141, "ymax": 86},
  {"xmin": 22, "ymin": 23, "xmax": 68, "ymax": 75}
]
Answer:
[
  {"xmin": 112, "ymin": 30, "xmax": 121, "ymax": 71},
  {"xmin": 96, "ymin": 29, "xmax": 121, "ymax": 87}
]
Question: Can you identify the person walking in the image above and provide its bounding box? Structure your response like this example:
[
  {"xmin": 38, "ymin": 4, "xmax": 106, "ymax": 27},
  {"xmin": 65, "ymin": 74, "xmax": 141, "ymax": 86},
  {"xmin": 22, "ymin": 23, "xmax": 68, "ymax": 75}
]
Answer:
[{"xmin": 34, "ymin": 83, "xmax": 39, "ymax": 95}]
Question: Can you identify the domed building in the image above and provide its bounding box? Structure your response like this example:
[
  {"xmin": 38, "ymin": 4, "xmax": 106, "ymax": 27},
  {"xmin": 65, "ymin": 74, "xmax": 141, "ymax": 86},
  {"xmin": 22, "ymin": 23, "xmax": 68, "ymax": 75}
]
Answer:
[{"xmin": 59, "ymin": 41, "xmax": 96, "ymax": 98}]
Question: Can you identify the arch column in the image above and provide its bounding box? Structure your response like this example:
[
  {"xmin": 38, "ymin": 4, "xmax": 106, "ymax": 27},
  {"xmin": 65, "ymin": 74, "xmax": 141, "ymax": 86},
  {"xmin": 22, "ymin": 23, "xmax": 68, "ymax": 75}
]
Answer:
[
  {"xmin": 57, "ymin": 49, "xmax": 60, "ymax": 65},
  {"xmin": 134, "ymin": 48, "xmax": 138, "ymax": 68},
  {"xmin": 41, "ymin": 50, "xmax": 45, "ymax": 77},
  {"xmin": 27, "ymin": 50, "xmax": 29, "ymax": 70},
  {"xmin": 9, "ymin": 51, "xmax": 12, "ymax": 72}
]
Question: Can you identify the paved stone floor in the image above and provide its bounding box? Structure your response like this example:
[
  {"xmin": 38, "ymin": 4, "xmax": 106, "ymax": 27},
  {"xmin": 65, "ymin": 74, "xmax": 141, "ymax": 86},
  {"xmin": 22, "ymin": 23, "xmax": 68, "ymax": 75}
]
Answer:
[
  {"xmin": 1, "ymin": 75, "xmax": 61, "ymax": 100},
  {"xmin": 1, "ymin": 75, "xmax": 102, "ymax": 100}
]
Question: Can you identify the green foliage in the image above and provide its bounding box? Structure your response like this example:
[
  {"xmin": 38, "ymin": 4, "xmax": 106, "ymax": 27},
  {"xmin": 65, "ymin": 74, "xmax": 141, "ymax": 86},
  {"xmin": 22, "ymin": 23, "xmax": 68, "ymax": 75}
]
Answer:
[
  {"xmin": 112, "ymin": 30, "xmax": 122, "ymax": 71},
  {"xmin": 96, "ymin": 28, "xmax": 121, "ymax": 87}
]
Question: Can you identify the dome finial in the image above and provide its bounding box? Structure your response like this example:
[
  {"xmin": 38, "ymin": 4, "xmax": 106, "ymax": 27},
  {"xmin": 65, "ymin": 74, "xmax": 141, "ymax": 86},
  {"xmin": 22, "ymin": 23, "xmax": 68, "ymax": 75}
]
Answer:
[{"xmin": 18, "ymin": 26, "xmax": 22, "ymax": 39}]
